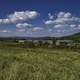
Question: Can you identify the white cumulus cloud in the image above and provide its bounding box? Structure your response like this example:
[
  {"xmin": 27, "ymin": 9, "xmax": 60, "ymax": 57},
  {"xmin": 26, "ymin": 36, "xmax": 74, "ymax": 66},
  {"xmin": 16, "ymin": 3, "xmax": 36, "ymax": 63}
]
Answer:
[
  {"xmin": 44, "ymin": 12, "xmax": 80, "ymax": 29},
  {"xmin": 16, "ymin": 23, "xmax": 33, "ymax": 28},
  {"xmin": 0, "ymin": 10, "xmax": 39, "ymax": 24},
  {"xmin": 0, "ymin": 30, "xmax": 11, "ymax": 33},
  {"xmin": 54, "ymin": 24, "xmax": 68, "ymax": 28},
  {"xmin": 48, "ymin": 13, "xmax": 54, "ymax": 20},
  {"xmin": 8, "ymin": 11, "xmax": 39, "ymax": 23},
  {"xmin": 32, "ymin": 27, "xmax": 44, "ymax": 32}
]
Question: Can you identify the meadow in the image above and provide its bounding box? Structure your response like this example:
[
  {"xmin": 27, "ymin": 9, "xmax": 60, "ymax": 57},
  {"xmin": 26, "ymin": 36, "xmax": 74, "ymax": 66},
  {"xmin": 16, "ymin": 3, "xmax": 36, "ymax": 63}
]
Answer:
[{"xmin": 0, "ymin": 42, "xmax": 80, "ymax": 80}]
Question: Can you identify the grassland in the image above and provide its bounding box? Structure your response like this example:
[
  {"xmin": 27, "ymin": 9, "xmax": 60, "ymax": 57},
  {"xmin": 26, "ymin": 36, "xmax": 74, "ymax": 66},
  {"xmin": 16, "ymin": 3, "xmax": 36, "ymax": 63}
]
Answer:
[{"xmin": 0, "ymin": 43, "xmax": 80, "ymax": 80}]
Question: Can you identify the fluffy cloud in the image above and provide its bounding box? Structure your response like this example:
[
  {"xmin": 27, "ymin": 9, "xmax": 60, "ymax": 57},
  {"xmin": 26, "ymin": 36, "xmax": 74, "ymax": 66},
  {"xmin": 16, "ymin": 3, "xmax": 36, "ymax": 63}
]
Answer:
[
  {"xmin": 8, "ymin": 11, "xmax": 39, "ymax": 23},
  {"xmin": 78, "ymin": 25, "xmax": 80, "ymax": 29},
  {"xmin": 57, "ymin": 12, "xmax": 72, "ymax": 18},
  {"xmin": 0, "ymin": 30, "xmax": 11, "ymax": 33},
  {"xmin": 44, "ymin": 12, "xmax": 80, "ymax": 30},
  {"xmin": 17, "ymin": 29, "xmax": 26, "ymax": 32},
  {"xmin": 32, "ymin": 27, "xmax": 44, "ymax": 31},
  {"xmin": 0, "ymin": 11, "xmax": 80, "ymax": 37},
  {"xmin": 48, "ymin": 13, "xmax": 54, "ymax": 20},
  {"xmin": 16, "ymin": 23, "xmax": 33, "ymax": 28},
  {"xmin": 54, "ymin": 24, "xmax": 68, "ymax": 28},
  {"xmin": 44, "ymin": 20, "xmax": 53, "ymax": 25},
  {"xmin": 0, "ymin": 11, "xmax": 39, "ymax": 24},
  {"xmin": 70, "ymin": 24, "xmax": 76, "ymax": 28}
]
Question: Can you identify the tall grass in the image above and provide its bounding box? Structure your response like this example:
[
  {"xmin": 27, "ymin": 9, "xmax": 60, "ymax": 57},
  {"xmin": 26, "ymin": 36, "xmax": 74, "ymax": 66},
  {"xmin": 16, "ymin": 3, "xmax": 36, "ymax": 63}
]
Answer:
[{"xmin": 0, "ymin": 46, "xmax": 79, "ymax": 80}]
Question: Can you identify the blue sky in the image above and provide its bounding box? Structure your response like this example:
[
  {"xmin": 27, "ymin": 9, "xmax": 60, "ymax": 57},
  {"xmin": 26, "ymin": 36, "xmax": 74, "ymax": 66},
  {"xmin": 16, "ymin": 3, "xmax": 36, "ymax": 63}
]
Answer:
[{"xmin": 0, "ymin": 0, "xmax": 80, "ymax": 37}]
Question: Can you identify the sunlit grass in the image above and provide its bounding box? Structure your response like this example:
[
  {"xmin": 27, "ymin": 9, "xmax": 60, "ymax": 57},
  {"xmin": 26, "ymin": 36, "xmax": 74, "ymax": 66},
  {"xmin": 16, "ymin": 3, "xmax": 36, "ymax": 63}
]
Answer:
[{"xmin": 0, "ymin": 47, "xmax": 80, "ymax": 80}]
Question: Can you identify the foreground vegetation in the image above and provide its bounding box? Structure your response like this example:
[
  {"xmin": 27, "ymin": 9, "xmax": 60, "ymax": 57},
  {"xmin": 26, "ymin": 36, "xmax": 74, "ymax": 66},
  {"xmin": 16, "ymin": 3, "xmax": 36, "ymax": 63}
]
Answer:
[{"xmin": 0, "ymin": 43, "xmax": 80, "ymax": 80}]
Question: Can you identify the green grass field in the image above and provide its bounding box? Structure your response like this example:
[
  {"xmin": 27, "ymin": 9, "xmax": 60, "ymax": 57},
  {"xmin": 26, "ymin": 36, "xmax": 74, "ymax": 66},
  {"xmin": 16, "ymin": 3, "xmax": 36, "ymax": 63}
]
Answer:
[{"xmin": 0, "ymin": 46, "xmax": 80, "ymax": 80}]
